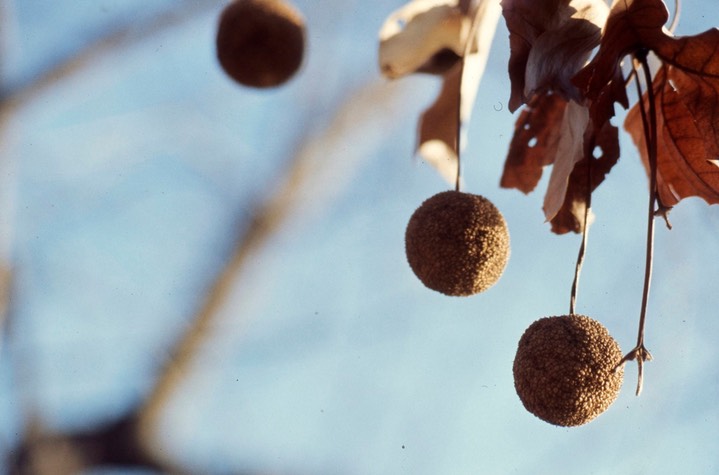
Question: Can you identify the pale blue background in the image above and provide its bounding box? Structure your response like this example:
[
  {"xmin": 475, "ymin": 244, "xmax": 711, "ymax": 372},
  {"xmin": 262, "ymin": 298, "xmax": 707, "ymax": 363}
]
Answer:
[{"xmin": 1, "ymin": 1, "xmax": 717, "ymax": 474}]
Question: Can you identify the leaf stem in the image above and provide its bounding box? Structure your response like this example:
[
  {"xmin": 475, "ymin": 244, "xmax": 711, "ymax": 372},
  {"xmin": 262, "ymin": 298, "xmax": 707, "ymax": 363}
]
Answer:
[{"xmin": 618, "ymin": 50, "xmax": 657, "ymax": 396}]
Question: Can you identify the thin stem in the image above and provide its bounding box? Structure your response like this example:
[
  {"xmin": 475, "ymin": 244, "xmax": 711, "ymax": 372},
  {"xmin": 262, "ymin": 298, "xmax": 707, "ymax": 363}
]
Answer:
[
  {"xmin": 454, "ymin": 0, "xmax": 489, "ymax": 192},
  {"xmin": 569, "ymin": 148, "xmax": 592, "ymax": 316},
  {"xmin": 618, "ymin": 51, "xmax": 657, "ymax": 396},
  {"xmin": 668, "ymin": 0, "xmax": 681, "ymax": 33},
  {"xmin": 638, "ymin": 52, "xmax": 659, "ymax": 349},
  {"xmin": 620, "ymin": 0, "xmax": 678, "ymax": 127},
  {"xmin": 455, "ymin": 71, "xmax": 462, "ymax": 192}
]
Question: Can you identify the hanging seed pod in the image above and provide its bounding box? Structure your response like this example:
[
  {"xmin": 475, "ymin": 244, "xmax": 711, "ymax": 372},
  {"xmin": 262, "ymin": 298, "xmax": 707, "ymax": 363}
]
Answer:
[
  {"xmin": 405, "ymin": 190, "xmax": 510, "ymax": 296},
  {"xmin": 216, "ymin": 0, "xmax": 306, "ymax": 88},
  {"xmin": 513, "ymin": 314, "xmax": 624, "ymax": 426}
]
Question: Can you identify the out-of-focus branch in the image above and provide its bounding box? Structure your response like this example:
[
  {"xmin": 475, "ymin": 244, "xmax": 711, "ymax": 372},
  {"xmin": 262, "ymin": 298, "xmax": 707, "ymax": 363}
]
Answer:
[
  {"xmin": 0, "ymin": 0, "xmax": 227, "ymax": 344},
  {"xmin": 0, "ymin": 0, "xmax": 16, "ymax": 353},
  {"xmin": 136, "ymin": 79, "xmax": 409, "ymax": 469},
  {"xmin": 1, "ymin": 3, "xmax": 415, "ymax": 471},
  {"xmin": 8, "ymin": 416, "xmax": 168, "ymax": 475},
  {"xmin": 0, "ymin": 0, "xmax": 225, "ymax": 120},
  {"xmin": 0, "ymin": 1, "xmax": 222, "ymax": 471}
]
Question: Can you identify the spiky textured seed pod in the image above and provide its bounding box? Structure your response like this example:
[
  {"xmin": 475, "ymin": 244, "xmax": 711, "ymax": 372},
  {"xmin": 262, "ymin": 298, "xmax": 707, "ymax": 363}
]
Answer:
[
  {"xmin": 513, "ymin": 314, "xmax": 624, "ymax": 427},
  {"xmin": 404, "ymin": 190, "xmax": 510, "ymax": 296},
  {"xmin": 216, "ymin": 0, "xmax": 305, "ymax": 88}
]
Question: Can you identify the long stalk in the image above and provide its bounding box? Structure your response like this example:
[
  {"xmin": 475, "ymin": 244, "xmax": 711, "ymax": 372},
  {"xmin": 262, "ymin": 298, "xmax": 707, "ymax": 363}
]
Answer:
[
  {"xmin": 455, "ymin": 1, "xmax": 482, "ymax": 191},
  {"xmin": 569, "ymin": 151, "xmax": 592, "ymax": 315},
  {"xmin": 618, "ymin": 50, "xmax": 657, "ymax": 396},
  {"xmin": 454, "ymin": 0, "xmax": 502, "ymax": 191}
]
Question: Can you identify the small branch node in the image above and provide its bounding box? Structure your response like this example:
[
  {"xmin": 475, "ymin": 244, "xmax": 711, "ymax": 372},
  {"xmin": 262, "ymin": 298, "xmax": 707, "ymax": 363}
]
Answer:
[
  {"xmin": 617, "ymin": 345, "xmax": 653, "ymax": 396},
  {"xmin": 654, "ymin": 204, "xmax": 673, "ymax": 230}
]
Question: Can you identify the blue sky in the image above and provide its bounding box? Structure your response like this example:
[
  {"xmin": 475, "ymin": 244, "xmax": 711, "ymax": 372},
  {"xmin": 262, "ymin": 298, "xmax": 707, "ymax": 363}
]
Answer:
[{"xmin": 1, "ymin": 1, "xmax": 718, "ymax": 474}]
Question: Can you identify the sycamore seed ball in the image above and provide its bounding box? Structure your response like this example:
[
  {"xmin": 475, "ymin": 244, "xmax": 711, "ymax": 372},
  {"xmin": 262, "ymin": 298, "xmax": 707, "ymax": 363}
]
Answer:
[
  {"xmin": 513, "ymin": 314, "xmax": 624, "ymax": 427},
  {"xmin": 216, "ymin": 0, "xmax": 305, "ymax": 88},
  {"xmin": 405, "ymin": 190, "xmax": 510, "ymax": 296}
]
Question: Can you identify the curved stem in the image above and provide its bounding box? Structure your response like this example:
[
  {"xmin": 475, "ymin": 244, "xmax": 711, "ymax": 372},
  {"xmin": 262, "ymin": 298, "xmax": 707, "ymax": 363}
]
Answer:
[
  {"xmin": 618, "ymin": 50, "xmax": 657, "ymax": 396},
  {"xmin": 638, "ymin": 51, "xmax": 659, "ymax": 352},
  {"xmin": 668, "ymin": 0, "xmax": 681, "ymax": 33}
]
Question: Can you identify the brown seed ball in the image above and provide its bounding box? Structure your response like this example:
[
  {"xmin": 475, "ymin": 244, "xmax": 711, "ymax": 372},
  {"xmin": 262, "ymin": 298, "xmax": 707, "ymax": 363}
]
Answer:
[
  {"xmin": 513, "ymin": 314, "xmax": 624, "ymax": 427},
  {"xmin": 404, "ymin": 190, "xmax": 510, "ymax": 296},
  {"xmin": 216, "ymin": 0, "xmax": 305, "ymax": 88}
]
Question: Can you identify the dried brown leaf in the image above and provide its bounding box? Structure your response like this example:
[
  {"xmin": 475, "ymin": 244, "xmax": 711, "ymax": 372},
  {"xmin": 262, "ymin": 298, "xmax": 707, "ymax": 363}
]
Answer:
[
  {"xmin": 418, "ymin": 62, "xmax": 462, "ymax": 183},
  {"xmin": 572, "ymin": 0, "xmax": 719, "ymax": 126},
  {"xmin": 543, "ymin": 100, "xmax": 590, "ymax": 221},
  {"xmin": 502, "ymin": 94, "xmax": 621, "ymax": 233},
  {"xmin": 379, "ymin": 0, "xmax": 467, "ymax": 79},
  {"xmin": 652, "ymin": 26, "xmax": 719, "ymax": 76},
  {"xmin": 414, "ymin": 0, "xmax": 502, "ymax": 184},
  {"xmin": 501, "ymin": 93, "xmax": 568, "ymax": 193},
  {"xmin": 573, "ymin": 0, "xmax": 669, "ymax": 115},
  {"xmin": 625, "ymin": 64, "xmax": 719, "ymax": 206},
  {"xmin": 573, "ymin": 0, "xmax": 719, "ymax": 209},
  {"xmin": 551, "ymin": 120, "xmax": 620, "ymax": 233},
  {"xmin": 502, "ymin": 0, "xmax": 608, "ymax": 112}
]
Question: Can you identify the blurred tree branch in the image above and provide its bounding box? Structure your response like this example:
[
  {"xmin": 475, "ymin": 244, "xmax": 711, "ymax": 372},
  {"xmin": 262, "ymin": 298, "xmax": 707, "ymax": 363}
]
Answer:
[
  {"xmin": 9, "ymin": 416, "xmax": 166, "ymax": 475},
  {"xmin": 0, "ymin": 1, "xmax": 220, "ymax": 472},
  {"xmin": 7, "ymin": 78, "xmax": 410, "ymax": 473},
  {"xmin": 137, "ymin": 78, "xmax": 408, "ymax": 470},
  {"xmin": 0, "ymin": 0, "xmax": 225, "ymax": 118},
  {"xmin": 2, "ymin": 0, "xmax": 415, "ymax": 471},
  {"xmin": 0, "ymin": 0, "xmax": 227, "ymax": 347}
]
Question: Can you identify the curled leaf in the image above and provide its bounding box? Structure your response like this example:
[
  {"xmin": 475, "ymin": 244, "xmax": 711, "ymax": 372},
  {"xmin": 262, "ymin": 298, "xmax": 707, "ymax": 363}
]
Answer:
[
  {"xmin": 573, "ymin": 0, "xmax": 670, "ymax": 110},
  {"xmin": 502, "ymin": 0, "xmax": 609, "ymax": 111},
  {"xmin": 379, "ymin": 0, "xmax": 468, "ymax": 79},
  {"xmin": 418, "ymin": 62, "xmax": 463, "ymax": 184},
  {"xmin": 502, "ymin": 95, "xmax": 621, "ymax": 233},
  {"xmin": 414, "ymin": 0, "xmax": 502, "ymax": 184},
  {"xmin": 571, "ymin": 0, "xmax": 719, "ymax": 207},
  {"xmin": 543, "ymin": 100, "xmax": 590, "ymax": 222},
  {"xmin": 572, "ymin": 0, "xmax": 719, "ymax": 127},
  {"xmin": 551, "ymin": 119, "xmax": 620, "ymax": 233}
]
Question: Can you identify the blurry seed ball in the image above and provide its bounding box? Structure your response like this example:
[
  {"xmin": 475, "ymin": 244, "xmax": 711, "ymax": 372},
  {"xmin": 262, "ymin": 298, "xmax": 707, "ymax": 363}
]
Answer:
[
  {"xmin": 513, "ymin": 314, "xmax": 624, "ymax": 427},
  {"xmin": 404, "ymin": 190, "xmax": 510, "ymax": 296},
  {"xmin": 216, "ymin": 0, "xmax": 306, "ymax": 88}
]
